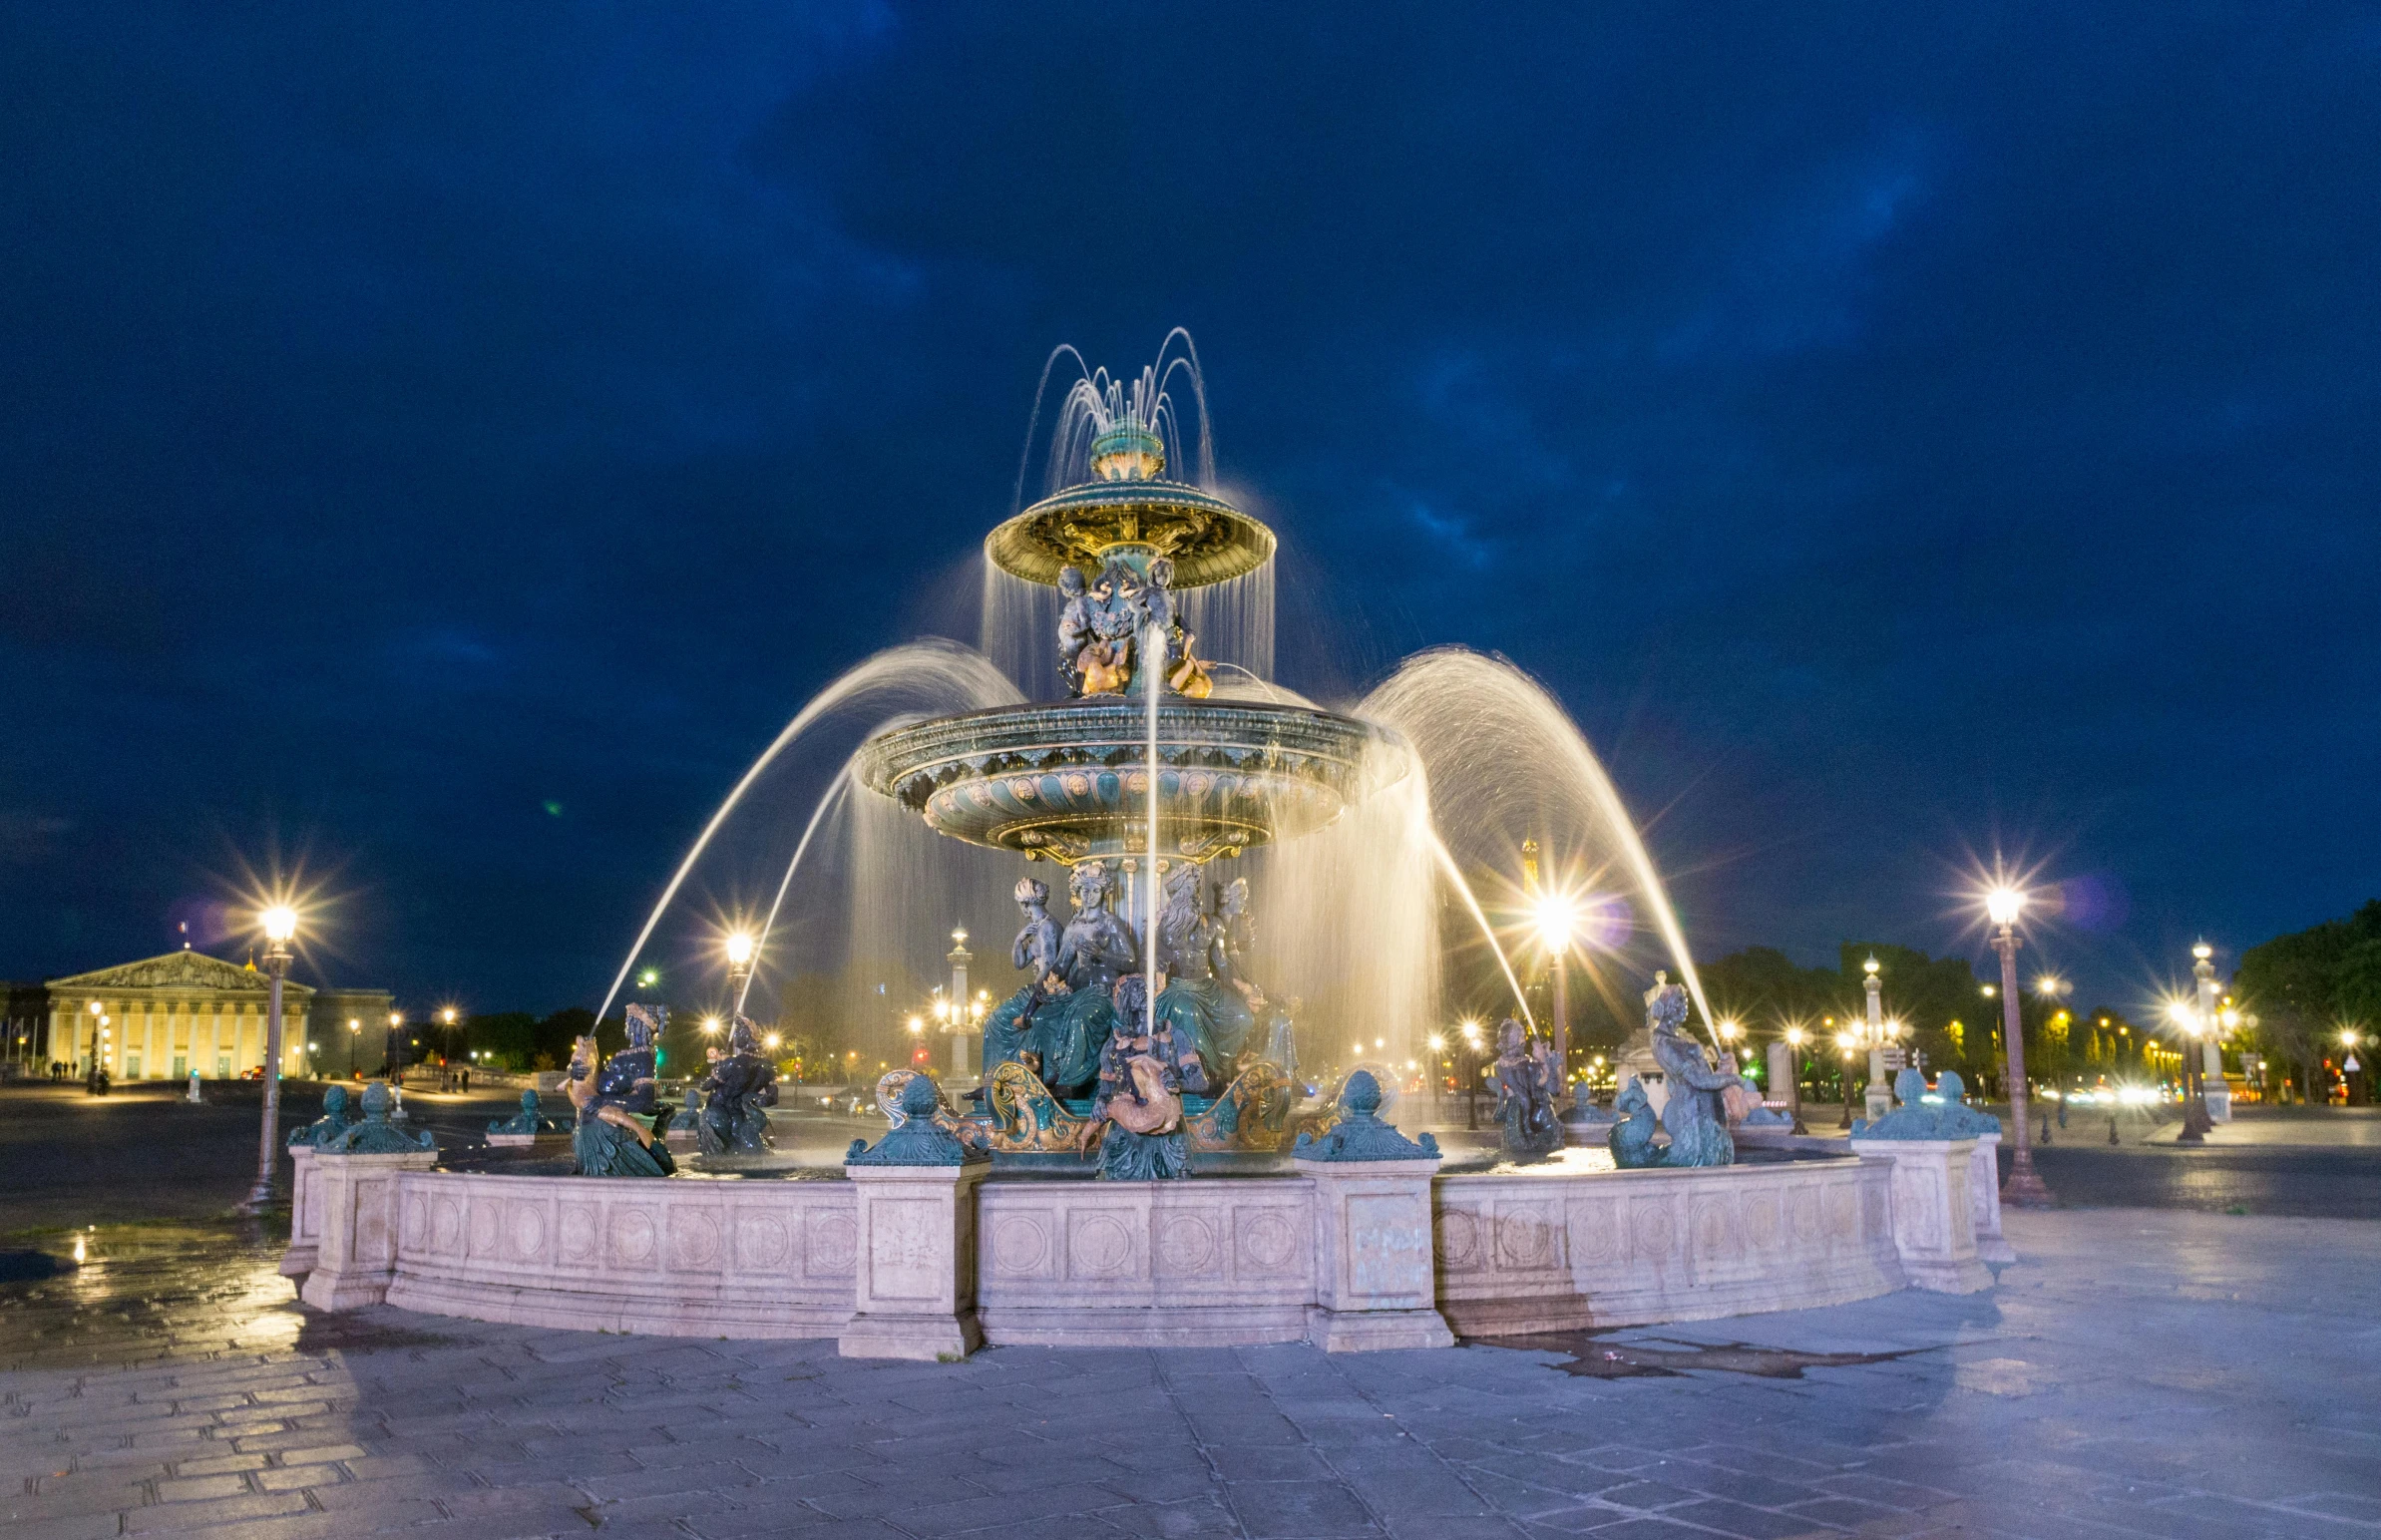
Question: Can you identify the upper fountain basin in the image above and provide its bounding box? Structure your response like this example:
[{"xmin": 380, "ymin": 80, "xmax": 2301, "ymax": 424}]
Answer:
[
  {"xmin": 856, "ymin": 698, "xmax": 1402, "ymax": 863},
  {"xmin": 985, "ymin": 479, "xmax": 1276, "ymax": 589}
]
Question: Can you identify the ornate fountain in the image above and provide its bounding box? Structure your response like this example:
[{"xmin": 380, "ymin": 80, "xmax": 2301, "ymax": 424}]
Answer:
[{"xmin": 855, "ymin": 407, "xmax": 1400, "ymax": 1166}]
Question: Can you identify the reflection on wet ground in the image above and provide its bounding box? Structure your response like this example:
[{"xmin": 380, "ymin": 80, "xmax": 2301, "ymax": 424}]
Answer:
[
  {"xmin": 1486, "ymin": 1328, "xmax": 1926, "ymax": 1379},
  {"xmin": 0, "ymin": 1221, "xmax": 471, "ymax": 1372}
]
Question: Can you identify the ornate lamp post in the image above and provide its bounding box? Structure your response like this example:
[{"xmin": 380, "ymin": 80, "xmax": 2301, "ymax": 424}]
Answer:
[
  {"xmin": 1460, "ymin": 1017, "xmax": 1484, "ymax": 1131},
  {"xmin": 724, "ymin": 930, "xmax": 757, "ymax": 1013},
  {"xmin": 1985, "ymin": 887, "xmax": 2054, "ymax": 1207},
  {"xmin": 1781, "ymin": 1025, "xmax": 1808, "ymax": 1133},
  {"xmin": 386, "ymin": 1009, "xmax": 404, "ymax": 1082},
  {"xmin": 239, "ymin": 905, "xmax": 297, "ymax": 1215},
  {"xmin": 345, "ymin": 1017, "xmax": 360, "ymax": 1078},
  {"xmin": 2191, "ymin": 944, "xmax": 2231, "ymax": 1123},
  {"xmin": 1531, "ymin": 893, "xmax": 1578, "ymax": 1106}
]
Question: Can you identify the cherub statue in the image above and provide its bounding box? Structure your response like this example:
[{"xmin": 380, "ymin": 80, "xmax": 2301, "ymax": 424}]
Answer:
[
  {"xmin": 1083, "ymin": 973, "xmax": 1192, "ymax": 1180},
  {"xmin": 1643, "ymin": 971, "xmax": 1747, "ymax": 1168},
  {"xmin": 563, "ymin": 1012, "xmax": 674, "ymax": 1178},
  {"xmin": 982, "ymin": 876, "xmax": 1069, "ymax": 1078},
  {"xmin": 1072, "ymin": 562, "xmax": 1138, "ymax": 695},
  {"xmin": 699, "ymin": 1017, "xmax": 779, "ymax": 1154},
  {"xmin": 1492, "ymin": 1016, "xmax": 1564, "ymax": 1161}
]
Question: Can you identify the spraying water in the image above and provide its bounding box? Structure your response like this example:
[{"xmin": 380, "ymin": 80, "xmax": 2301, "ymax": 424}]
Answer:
[
  {"xmin": 732, "ymin": 766, "xmax": 853, "ymax": 1018},
  {"xmin": 1359, "ymin": 647, "xmax": 1721, "ymax": 1046},
  {"xmin": 592, "ymin": 641, "xmax": 1020, "ymax": 1027}
]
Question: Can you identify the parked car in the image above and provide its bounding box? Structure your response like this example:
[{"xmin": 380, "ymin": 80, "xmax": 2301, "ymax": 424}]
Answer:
[{"xmin": 238, "ymin": 1066, "xmax": 266, "ymax": 1080}]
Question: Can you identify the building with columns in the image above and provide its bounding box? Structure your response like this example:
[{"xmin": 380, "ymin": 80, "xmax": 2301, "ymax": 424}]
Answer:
[{"xmin": 40, "ymin": 951, "xmax": 392, "ymax": 1081}]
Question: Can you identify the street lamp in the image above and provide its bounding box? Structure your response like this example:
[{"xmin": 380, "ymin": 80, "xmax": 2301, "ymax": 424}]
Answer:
[
  {"xmin": 1860, "ymin": 957, "xmax": 1892, "ymax": 1121},
  {"xmin": 1530, "ymin": 889, "xmax": 1579, "ymax": 1107},
  {"xmin": 723, "ymin": 930, "xmax": 757, "ymax": 1012},
  {"xmin": 1459, "ymin": 1017, "xmax": 1485, "ymax": 1131},
  {"xmin": 239, "ymin": 904, "xmax": 298, "ymax": 1215},
  {"xmin": 2190, "ymin": 943, "xmax": 2231, "ymax": 1124},
  {"xmin": 1983, "ymin": 885, "xmax": 2053, "ymax": 1207},
  {"xmin": 346, "ymin": 1017, "xmax": 360, "ymax": 1078},
  {"xmin": 1782, "ymin": 1024, "xmax": 1809, "ymax": 1133}
]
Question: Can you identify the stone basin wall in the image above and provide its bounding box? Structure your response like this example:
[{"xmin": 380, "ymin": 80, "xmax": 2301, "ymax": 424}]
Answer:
[
  {"xmin": 381, "ymin": 1171, "xmax": 858, "ymax": 1338},
  {"xmin": 1434, "ymin": 1155, "xmax": 1905, "ymax": 1336},
  {"xmin": 293, "ymin": 1150, "xmax": 1960, "ymax": 1351}
]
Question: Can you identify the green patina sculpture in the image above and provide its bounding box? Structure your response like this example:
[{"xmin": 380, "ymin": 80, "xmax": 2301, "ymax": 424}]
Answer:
[
  {"xmin": 1852, "ymin": 1068, "xmax": 1999, "ymax": 1141},
  {"xmin": 325, "ymin": 1080, "xmax": 436, "ymax": 1153},
  {"xmin": 1293, "ymin": 1070, "xmax": 1438, "ymax": 1162},
  {"xmin": 487, "ymin": 1089, "xmax": 561, "ymax": 1136},
  {"xmin": 847, "ymin": 1074, "xmax": 988, "ymax": 1167},
  {"xmin": 289, "ymin": 1084, "xmax": 361, "ymax": 1148},
  {"xmin": 1608, "ymin": 1079, "xmax": 1663, "ymax": 1168}
]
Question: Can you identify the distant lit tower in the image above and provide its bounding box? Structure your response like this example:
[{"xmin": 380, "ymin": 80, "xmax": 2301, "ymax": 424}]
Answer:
[
  {"xmin": 945, "ymin": 928, "xmax": 981, "ymax": 1084},
  {"xmin": 1861, "ymin": 957, "xmax": 1893, "ymax": 1122}
]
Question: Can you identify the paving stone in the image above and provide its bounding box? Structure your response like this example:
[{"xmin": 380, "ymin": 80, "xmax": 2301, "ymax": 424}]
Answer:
[{"xmin": 1228, "ymin": 1478, "xmax": 1381, "ymax": 1538}]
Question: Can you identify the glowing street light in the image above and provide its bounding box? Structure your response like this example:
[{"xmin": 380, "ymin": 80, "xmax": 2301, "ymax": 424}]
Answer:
[
  {"xmin": 723, "ymin": 930, "xmax": 757, "ymax": 1012},
  {"xmin": 239, "ymin": 902, "xmax": 299, "ymax": 1215},
  {"xmin": 1982, "ymin": 882, "xmax": 2053, "ymax": 1207},
  {"xmin": 2188, "ymin": 942, "xmax": 2231, "ymax": 1126}
]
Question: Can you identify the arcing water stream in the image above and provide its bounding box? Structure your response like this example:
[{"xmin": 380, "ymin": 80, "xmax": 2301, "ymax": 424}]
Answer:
[{"xmin": 595, "ymin": 336, "xmax": 1716, "ymax": 1080}]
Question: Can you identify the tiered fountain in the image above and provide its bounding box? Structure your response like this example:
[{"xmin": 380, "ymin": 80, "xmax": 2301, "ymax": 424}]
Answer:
[{"xmin": 286, "ymin": 335, "xmax": 1995, "ymax": 1350}]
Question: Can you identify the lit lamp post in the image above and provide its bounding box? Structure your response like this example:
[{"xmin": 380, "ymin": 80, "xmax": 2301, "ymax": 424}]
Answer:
[
  {"xmin": 346, "ymin": 1017, "xmax": 360, "ymax": 1078},
  {"xmin": 1460, "ymin": 1017, "xmax": 1484, "ymax": 1131},
  {"xmin": 2192, "ymin": 943, "xmax": 2231, "ymax": 1123},
  {"xmin": 1780, "ymin": 1025, "xmax": 1808, "ymax": 1134},
  {"xmin": 2341, "ymin": 1028, "xmax": 2365, "ymax": 1105},
  {"xmin": 84, "ymin": 998, "xmax": 103, "ymax": 1082},
  {"xmin": 1985, "ymin": 887, "xmax": 2054, "ymax": 1207},
  {"xmin": 946, "ymin": 928, "xmax": 981, "ymax": 1084},
  {"xmin": 724, "ymin": 930, "xmax": 757, "ymax": 1012},
  {"xmin": 1531, "ymin": 892, "xmax": 1579, "ymax": 1109},
  {"xmin": 1427, "ymin": 1032, "xmax": 1446, "ymax": 1120},
  {"xmin": 239, "ymin": 905, "xmax": 297, "ymax": 1215}
]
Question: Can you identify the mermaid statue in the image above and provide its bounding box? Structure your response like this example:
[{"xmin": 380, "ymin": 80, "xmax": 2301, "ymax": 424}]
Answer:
[
  {"xmin": 1028, "ymin": 861, "xmax": 1137, "ymax": 1096},
  {"xmin": 698, "ymin": 1017, "xmax": 779, "ymax": 1154},
  {"xmin": 981, "ymin": 877, "xmax": 1066, "ymax": 1079},
  {"xmin": 1153, "ymin": 865, "xmax": 1257, "ymax": 1081},
  {"xmin": 564, "ymin": 1009, "xmax": 675, "ymax": 1178},
  {"xmin": 1491, "ymin": 1017, "xmax": 1564, "ymax": 1161},
  {"xmin": 1084, "ymin": 973, "xmax": 1192, "ymax": 1180},
  {"xmin": 1643, "ymin": 971, "xmax": 1748, "ymax": 1168}
]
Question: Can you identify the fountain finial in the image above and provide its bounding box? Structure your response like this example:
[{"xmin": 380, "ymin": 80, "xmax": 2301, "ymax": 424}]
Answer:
[{"xmin": 1089, "ymin": 419, "xmax": 1165, "ymax": 482}]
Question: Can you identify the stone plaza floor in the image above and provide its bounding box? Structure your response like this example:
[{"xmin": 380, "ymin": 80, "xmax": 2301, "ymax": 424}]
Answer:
[{"xmin": 4, "ymin": 1205, "xmax": 2378, "ymax": 1540}]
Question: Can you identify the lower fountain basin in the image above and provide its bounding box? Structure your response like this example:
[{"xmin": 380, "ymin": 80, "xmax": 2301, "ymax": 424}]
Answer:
[{"xmin": 854, "ymin": 697, "xmax": 1402, "ymax": 862}]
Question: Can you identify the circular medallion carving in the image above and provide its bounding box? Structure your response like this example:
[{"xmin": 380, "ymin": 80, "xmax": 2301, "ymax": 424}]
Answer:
[
  {"xmin": 1571, "ymin": 1203, "xmax": 1618, "ymax": 1263},
  {"xmin": 612, "ymin": 1208, "xmax": 657, "ymax": 1264},
  {"xmin": 1008, "ymin": 777, "xmax": 1037, "ymax": 799},
  {"xmin": 1071, "ymin": 1214, "xmax": 1133, "ymax": 1276},
  {"xmin": 1632, "ymin": 1204, "xmax": 1676, "ymax": 1261},
  {"xmin": 469, "ymin": 1202, "xmax": 499, "ymax": 1257},
  {"xmin": 1496, "ymin": 1209, "xmax": 1554, "ymax": 1268},
  {"xmin": 432, "ymin": 1198, "xmax": 463, "ymax": 1255},
  {"xmin": 1826, "ymin": 1186, "xmax": 1857, "ymax": 1237},
  {"xmin": 738, "ymin": 1214, "xmax": 790, "ymax": 1268},
  {"xmin": 810, "ymin": 1214, "xmax": 858, "ymax": 1273},
  {"xmin": 560, "ymin": 1204, "xmax": 596, "ymax": 1261},
  {"xmin": 1436, "ymin": 1210, "xmax": 1480, "ymax": 1268},
  {"xmin": 993, "ymin": 1217, "xmax": 1050, "ymax": 1276},
  {"xmin": 1157, "ymin": 1216, "xmax": 1216, "ymax": 1274},
  {"xmin": 1790, "ymin": 1188, "xmax": 1822, "ymax": 1241},
  {"xmin": 512, "ymin": 1205, "xmax": 546, "ymax": 1260},
  {"xmin": 674, "ymin": 1210, "xmax": 721, "ymax": 1269},
  {"xmin": 1692, "ymin": 1202, "xmax": 1730, "ymax": 1259},
  {"xmin": 1745, "ymin": 1197, "xmax": 1780, "ymax": 1251},
  {"xmin": 1241, "ymin": 1210, "xmax": 1297, "ymax": 1271}
]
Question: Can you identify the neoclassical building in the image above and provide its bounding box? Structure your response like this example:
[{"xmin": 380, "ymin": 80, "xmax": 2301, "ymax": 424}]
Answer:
[{"xmin": 43, "ymin": 951, "xmax": 393, "ymax": 1081}]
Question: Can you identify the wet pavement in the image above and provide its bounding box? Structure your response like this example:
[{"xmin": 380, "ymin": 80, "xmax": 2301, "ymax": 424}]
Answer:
[{"xmin": 3, "ymin": 1210, "xmax": 2379, "ymax": 1539}]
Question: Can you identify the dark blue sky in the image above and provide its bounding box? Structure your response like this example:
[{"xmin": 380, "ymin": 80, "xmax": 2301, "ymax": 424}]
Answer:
[{"xmin": 4, "ymin": 4, "xmax": 2376, "ymax": 1016}]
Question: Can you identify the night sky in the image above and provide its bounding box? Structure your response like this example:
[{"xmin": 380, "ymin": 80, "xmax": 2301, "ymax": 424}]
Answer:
[{"xmin": 4, "ymin": 5, "xmax": 2376, "ymax": 1018}]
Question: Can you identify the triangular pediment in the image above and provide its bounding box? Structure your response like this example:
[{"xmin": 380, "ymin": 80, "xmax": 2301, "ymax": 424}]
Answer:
[{"xmin": 49, "ymin": 951, "xmax": 315, "ymax": 997}]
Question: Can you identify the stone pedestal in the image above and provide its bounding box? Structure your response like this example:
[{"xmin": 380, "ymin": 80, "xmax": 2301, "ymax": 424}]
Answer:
[
  {"xmin": 299, "ymin": 1149, "xmax": 438, "ymax": 1311},
  {"xmin": 1968, "ymin": 1131, "xmax": 2015, "ymax": 1264},
  {"xmin": 838, "ymin": 1164, "xmax": 988, "ymax": 1361},
  {"xmin": 1296, "ymin": 1158, "xmax": 1453, "ymax": 1351},
  {"xmin": 1855, "ymin": 1137, "xmax": 1991, "ymax": 1294},
  {"xmin": 280, "ymin": 1145, "xmax": 321, "ymax": 1280}
]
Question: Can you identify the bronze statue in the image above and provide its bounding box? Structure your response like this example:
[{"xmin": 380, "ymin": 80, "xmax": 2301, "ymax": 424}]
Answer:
[{"xmin": 1491, "ymin": 1017, "xmax": 1564, "ymax": 1161}]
